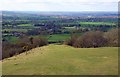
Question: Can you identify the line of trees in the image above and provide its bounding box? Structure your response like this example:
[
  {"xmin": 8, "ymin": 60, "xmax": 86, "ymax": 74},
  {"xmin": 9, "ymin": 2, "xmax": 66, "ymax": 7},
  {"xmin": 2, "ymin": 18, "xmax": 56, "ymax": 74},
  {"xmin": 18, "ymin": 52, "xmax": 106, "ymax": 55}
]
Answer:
[{"xmin": 64, "ymin": 28, "xmax": 119, "ymax": 48}]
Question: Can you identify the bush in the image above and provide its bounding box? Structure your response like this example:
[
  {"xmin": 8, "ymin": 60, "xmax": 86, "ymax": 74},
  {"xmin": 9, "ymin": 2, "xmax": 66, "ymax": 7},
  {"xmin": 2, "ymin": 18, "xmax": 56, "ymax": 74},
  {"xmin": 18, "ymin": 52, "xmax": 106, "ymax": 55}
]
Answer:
[
  {"xmin": 2, "ymin": 36, "xmax": 48, "ymax": 59},
  {"xmin": 2, "ymin": 42, "xmax": 24, "ymax": 59},
  {"xmin": 65, "ymin": 28, "xmax": 120, "ymax": 48},
  {"xmin": 104, "ymin": 28, "xmax": 119, "ymax": 47},
  {"xmin": 64, "ymin": 31, "xmax": 107, "ymax": 48},
  {"xmin": 74, "ymin": 31, "xmax": 107, "ymax": 48},
  {"xmin": 33, "ymin": 38, "xmax": 48, "ymax": 47}
]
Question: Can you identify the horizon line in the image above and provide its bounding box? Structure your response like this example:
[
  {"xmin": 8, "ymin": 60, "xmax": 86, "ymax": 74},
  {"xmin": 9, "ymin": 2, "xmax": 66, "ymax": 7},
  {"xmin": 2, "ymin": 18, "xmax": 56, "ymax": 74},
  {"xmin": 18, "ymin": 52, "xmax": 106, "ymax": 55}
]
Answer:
[{"xmin": 1, "ymin": 10, "xmax": 118, "ymax": 12}]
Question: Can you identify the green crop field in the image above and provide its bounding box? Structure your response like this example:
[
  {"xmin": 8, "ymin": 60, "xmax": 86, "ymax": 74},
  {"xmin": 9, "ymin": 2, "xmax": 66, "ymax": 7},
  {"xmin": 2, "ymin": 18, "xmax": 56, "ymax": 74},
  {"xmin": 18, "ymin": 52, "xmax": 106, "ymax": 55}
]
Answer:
[
  {"xmin": 18, "ymin": 24, "xmax": 33, "ymax": 27},
  {"xmin": 56, "ymin": 22, "xmax": 115, "ymax": 26},
  {"xmin": 3, "ymin": 29, "xmax": 28, "ymax": 32},
  {"xmin": 64, "ymin": 27, "xmax": 76, "ymax": 31},
  {"xmin": 2, "ymin": 44, "xmax": 118, "ymax": 75},
  {"xmin": 80, "ymin": 22, "xmax": 115, "ymax": 25}
]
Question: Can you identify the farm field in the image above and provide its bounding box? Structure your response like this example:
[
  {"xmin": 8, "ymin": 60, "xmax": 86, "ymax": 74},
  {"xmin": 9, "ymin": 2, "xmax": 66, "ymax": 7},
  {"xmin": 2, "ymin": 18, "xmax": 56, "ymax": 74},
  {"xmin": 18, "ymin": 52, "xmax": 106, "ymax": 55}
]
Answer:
[
  {"xmin": 57, "ymin": 22, "xmax": 116, "ymax": 26},
  {"xmin": 45, "ymin": 33, "xmax": 82, "ymax": 42},
  {"xmin": 2, "ymin": 29, "xmax": 28, "ymax": 32},
  {"xmin": 18, "ymin": 24, "xmax": 33, "ymax": 27},
  {"xmin": 43, "ymin": 34, "xmax": 71, "ymax": 42},
  {"xmin": 2, "ymin": 44, "xmax": 118, "ymax": 75},
  {"xmin": 79, "ymin": 22, "xmax": 115, "ymax": 25},
  {"xmin": 5, "ymin": 34, "xmax": 72, "ymax": 43}
]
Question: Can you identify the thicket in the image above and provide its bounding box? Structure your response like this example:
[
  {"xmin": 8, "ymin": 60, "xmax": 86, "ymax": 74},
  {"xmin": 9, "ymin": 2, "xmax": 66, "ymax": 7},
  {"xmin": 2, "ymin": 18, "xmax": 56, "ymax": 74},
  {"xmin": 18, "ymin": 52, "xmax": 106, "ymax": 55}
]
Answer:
[
  {"xmin": 64, "ymin": 28, "xmax": 119, "ymax": 48},
  {"xmin": 2, "ymin": 36, "xmax": 48, "ymax": 59}
]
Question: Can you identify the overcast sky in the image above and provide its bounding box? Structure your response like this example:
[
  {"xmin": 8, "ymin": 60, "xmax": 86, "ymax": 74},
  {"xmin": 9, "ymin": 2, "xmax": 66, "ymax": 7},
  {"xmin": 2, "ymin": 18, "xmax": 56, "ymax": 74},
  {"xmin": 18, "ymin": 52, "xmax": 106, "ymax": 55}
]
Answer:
[{"xmin": 0, "ymin": 0, "xmax": 119, "ymax": 11}]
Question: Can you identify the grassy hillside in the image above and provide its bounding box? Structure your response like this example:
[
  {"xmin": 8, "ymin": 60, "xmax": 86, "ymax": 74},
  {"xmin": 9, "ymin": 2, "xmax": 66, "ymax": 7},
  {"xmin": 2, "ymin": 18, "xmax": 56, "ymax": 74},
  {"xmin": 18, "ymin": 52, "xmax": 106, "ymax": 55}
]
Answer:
[{"xmin": 2, "ymin": 44, "xmax": 118, "ymax": 75}]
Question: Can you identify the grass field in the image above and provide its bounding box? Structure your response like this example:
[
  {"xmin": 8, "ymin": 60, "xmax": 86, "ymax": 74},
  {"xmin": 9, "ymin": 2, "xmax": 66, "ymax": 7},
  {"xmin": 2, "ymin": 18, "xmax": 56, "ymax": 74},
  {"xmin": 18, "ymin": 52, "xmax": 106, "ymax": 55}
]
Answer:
[
  {"xmin": 57, "ymin": 22, "xmax": 115, "ymax": 26},
  {"xmin": 2, "ymin": 44, "xmax": 118, "ymax": 75},
  {"xmin": 18, "ymin": 24, "xmax": 33, "ymax": 27},
  {"xmin": 3, "ymin": 36, "xmax": 19, "ymax": 43},
  {"xmin": 80, "ymin": 22, "xmax": 115, "ymax": 25},
  {"xmin": 31, "ymin": 34, "xmax": 71, "ymax": 42},
  {"xmin": 3, "ymin": 29, "xmax": 28, "ymax": 32},
  {"xmin": 32, "ymin": 33, "xmax": 82, "ymax": 42},
  {"xmin": 46, "ymin": 34, "xmax": 71, "ymax": 42},
  {"xmin": 3, "ymin": 34, "xmax": 71, "ymax": 43}
]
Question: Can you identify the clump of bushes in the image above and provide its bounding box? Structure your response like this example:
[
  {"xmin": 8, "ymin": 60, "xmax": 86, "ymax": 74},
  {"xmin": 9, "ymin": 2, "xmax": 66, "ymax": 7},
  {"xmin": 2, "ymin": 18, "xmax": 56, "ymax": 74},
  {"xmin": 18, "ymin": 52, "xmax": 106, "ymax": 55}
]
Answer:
[
  {"xmin": 2, "ymin": 42, "xmax": 24, "ymax": 59},
  {"xmin": 75, "ymin": 31, "xmax": 107, "ymax": 48},
  {"xmin": 32, "ymin": 37, "xmax": 48, "ymax": 47},
  {"xmin": 104, "ymin": 28, "xmax": 119, "ymax": 47},
  {"xmin": 64, "ymin": 28, "xmax": 119, "ymax": 48},
  {"xmin": 2, "ymin": 36, "xmax": 48, "ymax": 59}
]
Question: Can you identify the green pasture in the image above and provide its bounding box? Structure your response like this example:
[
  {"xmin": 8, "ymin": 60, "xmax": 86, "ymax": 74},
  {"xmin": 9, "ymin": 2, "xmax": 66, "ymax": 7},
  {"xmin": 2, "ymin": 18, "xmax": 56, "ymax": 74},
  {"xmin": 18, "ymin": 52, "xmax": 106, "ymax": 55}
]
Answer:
[
  {"xmin": 80, "ymin": 22, "xmax": 115, "ymax": 25},
  {"xmin": 3, "ymin": 29, "xmax": 28, "ymax": 32},
  {"xmin": 56, "ymin": 22, "xmax": 115, "ymax": 26},
  {"xmin": 31, "ymin": 34, "xmax": 71, "ymax": 42}
]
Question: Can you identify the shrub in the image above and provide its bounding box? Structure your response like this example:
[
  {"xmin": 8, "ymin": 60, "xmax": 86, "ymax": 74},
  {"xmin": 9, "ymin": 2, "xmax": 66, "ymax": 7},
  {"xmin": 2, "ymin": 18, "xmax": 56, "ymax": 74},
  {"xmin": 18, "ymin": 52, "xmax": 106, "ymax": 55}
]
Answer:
[
  {"xmin": 2, "ymin": 42, "xmax": 23, "ymax": 59},
  {"xmin": 32, "ymin": 38, "xmax": 48, "ymax": 47},
  {"xmin": 74, "ymin": 31, "xmax": 107, "ymax": 48},
  {"xmin": 104, "ymin": 28, "xmax": 119, "ymax": 47},
  {"xmin": 2, "ymin": 36, "xmax": 48, "ymax": 59},
  {"xmin": 65, "ymin": 31, "xmax": 107, "ymax": 48}
]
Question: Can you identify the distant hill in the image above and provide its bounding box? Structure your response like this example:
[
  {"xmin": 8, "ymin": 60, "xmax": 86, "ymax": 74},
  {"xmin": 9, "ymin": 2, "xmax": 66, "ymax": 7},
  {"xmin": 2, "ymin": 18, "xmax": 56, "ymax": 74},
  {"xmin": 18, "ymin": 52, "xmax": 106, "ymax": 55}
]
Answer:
[{"xmin": 2, "ymin": 11, "xmax": 117, "ymax": 17}]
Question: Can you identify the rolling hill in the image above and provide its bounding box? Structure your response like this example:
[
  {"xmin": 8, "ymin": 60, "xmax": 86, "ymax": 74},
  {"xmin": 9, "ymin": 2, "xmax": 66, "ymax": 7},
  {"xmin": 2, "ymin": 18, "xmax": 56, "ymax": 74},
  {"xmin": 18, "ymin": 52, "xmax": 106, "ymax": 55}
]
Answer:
[{"xmin": 2, "ymin": 44, "xmax": 118, "ymax": 75}]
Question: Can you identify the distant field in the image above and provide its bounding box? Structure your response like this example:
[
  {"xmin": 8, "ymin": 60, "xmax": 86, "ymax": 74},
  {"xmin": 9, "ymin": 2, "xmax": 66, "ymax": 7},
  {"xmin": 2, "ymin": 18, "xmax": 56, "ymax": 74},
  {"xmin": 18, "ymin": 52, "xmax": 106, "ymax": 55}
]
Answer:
[
  {"xmin": 31, "ymin": 34, "xmax": 71, "ymax": 42},
  {"xmin": 80, "ymin": 22, "xmax": 115, "ymax": 25},
  {"xmin": 3, "ymin": 34, "xmax": 71, "ymax": 43},
  {"xmin": 57, "ymin": 22, "xmax": 115, "ymax": 26},
  {"xmin": 18, "ymin": 24, "xmax": 33, "ymax": 27},
  {"xmin": 64, "ymin": 27, "xmax": 76, "ymax": 31},
  {"xmin": 3, "ymin": 29, "xmax": 28, "ymax": 32},
  {"xmin": 32, "ymin": 33, "xmax": 83, "ymax": 42},
  {"xmin": 2, "ymin": 44, "xmax": 118, "ymax": 75},
  {"xmin": 46, "ymin": 34, "xmax": 71, "ymax": 42},
  {"xmin": 3, "ymin": 36, "xmax": 19, "ymax": 43}
]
